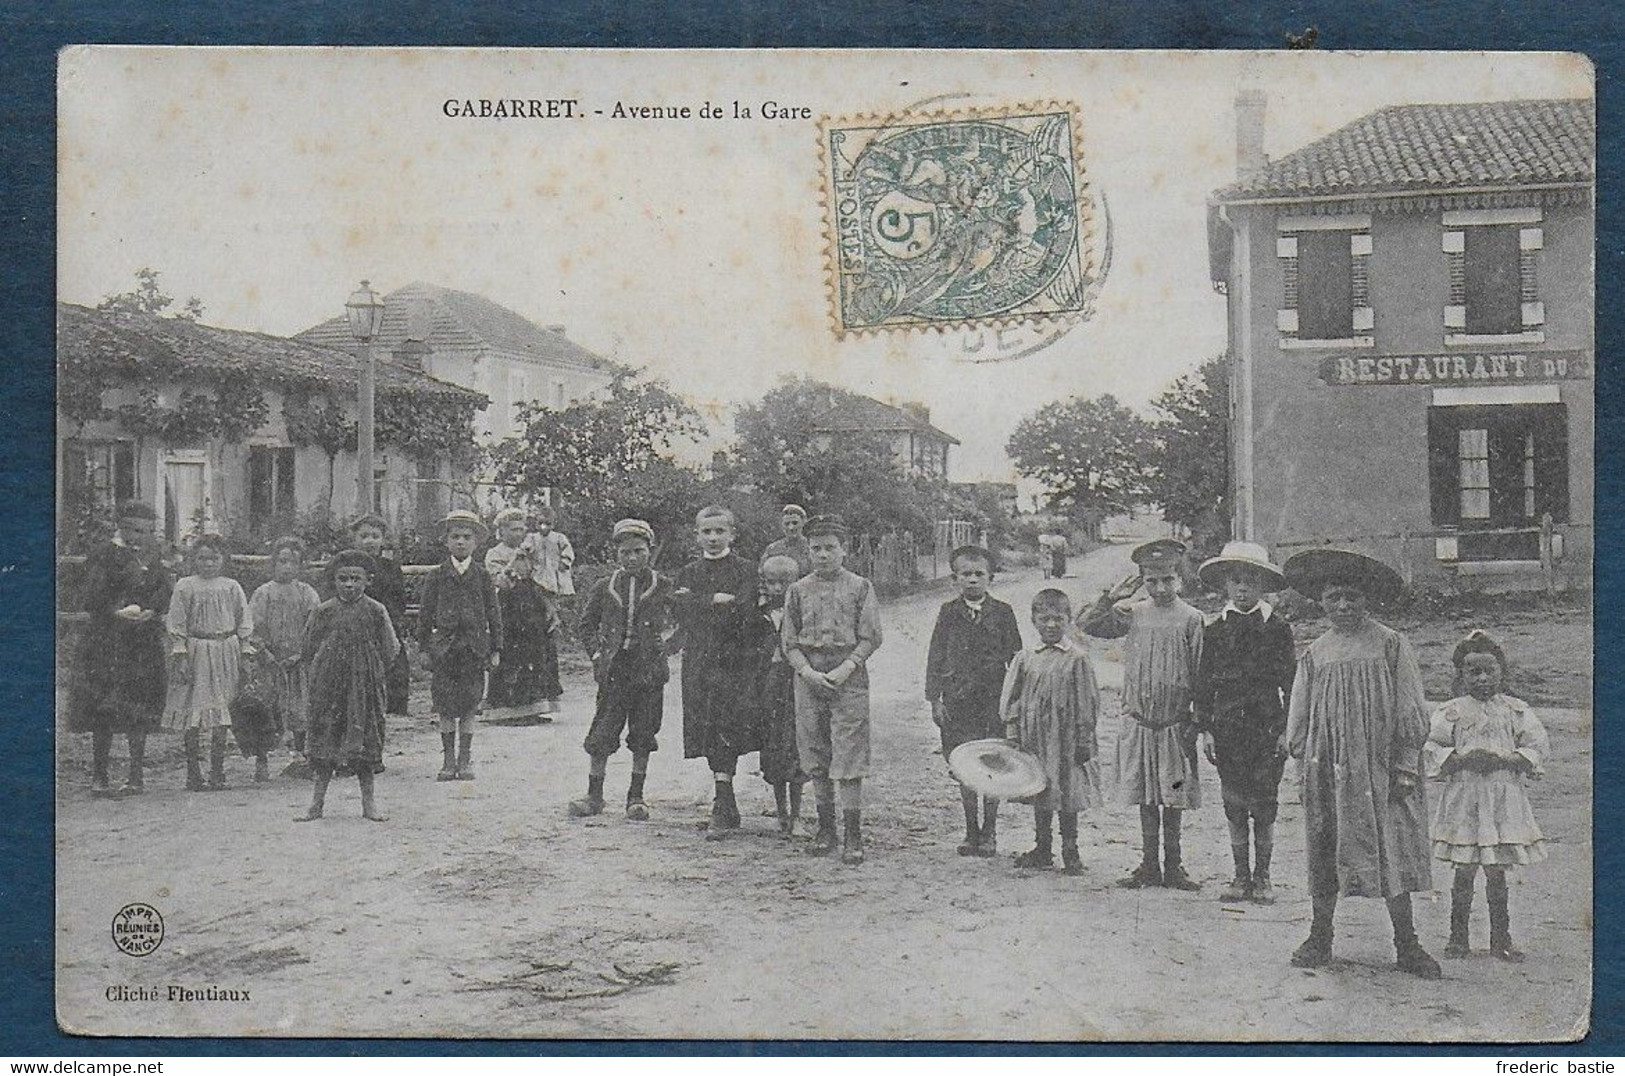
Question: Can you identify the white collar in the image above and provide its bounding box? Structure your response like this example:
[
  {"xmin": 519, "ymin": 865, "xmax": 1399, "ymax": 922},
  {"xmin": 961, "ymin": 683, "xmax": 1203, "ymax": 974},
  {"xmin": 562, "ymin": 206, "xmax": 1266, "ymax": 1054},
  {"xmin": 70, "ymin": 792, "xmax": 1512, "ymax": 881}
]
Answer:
[
  {"xmin": 1223, "ymin": 600, "xmax": 1273, "ymax": 622},
  {"xmin": 451, "ymin": 555, "xmax": 472, "ymax": 574},
  {"xmin": 962, "ymin": 596, "xmax": 986, "ymax": 609},
  {"xmin": 702, "ymin": 550, "xmax": 732, "ymax": 560},
  {"xmin": 1036, "ymin": 637, "xmax": 1073, "ymax": 653}
]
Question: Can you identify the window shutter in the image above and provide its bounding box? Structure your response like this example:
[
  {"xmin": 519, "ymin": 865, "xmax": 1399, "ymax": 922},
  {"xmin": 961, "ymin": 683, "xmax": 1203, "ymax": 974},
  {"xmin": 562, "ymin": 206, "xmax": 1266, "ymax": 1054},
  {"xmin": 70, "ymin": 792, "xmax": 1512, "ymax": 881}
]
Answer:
[
  {"xmin": 276, "ymin": 448, "xmax": 297, "ymax": 516},
  {"xmin": 248, "ymin": 447, "xmax": 271, "ymax": 529},
  {"xmin": 1533, "ymin": 404, "xmax": 1570, "ymax": 523},
  {"xmin": 1426, "ymin": 408, "xmax": 1460, "ymax": 526},
  {"xmin": 113, "ymin": 443, "xmax": 136, "ymax": 504}
]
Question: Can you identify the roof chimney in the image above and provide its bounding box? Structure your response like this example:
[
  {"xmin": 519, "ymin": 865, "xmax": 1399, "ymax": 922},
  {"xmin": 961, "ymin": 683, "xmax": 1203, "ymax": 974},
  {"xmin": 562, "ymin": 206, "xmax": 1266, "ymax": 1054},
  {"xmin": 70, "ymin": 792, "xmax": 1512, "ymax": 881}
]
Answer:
[
  {"xmin": 1235, "ymin": 89, "xmax": 1268, "ymax": 182},
  {"xmin": 393, "ymin": 338, "xmax": 431, "ymax": 373}
]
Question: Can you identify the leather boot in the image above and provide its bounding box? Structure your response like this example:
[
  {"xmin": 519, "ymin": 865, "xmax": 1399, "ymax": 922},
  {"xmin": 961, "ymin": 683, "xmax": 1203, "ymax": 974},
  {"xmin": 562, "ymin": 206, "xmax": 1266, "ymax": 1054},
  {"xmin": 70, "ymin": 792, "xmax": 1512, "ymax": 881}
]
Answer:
[
  {"xmin": 91, "ymin": 730, "xmax": 113, "ymax": 796},
  {"xmin": 1390, "ymin": 894, "xmax": 1443, "ymax": 979},
  {"xmin": 456, "ymin": 733, "xmax": 475, "ymax": 780},
  {"xmin": 1291, "ymin": 893, "xmax": 1336, "ymax": 968},
  {"xmin": 122, "ymin": 734, "xmax": 146, "ymax": 795},
  {"xmin": 1446, "ymin": 868, "xmax": 1474, "ymax": 957},
  {"xmin": 1251, "ymin": 831, "xmax": 1276, "ymax": 904},
  {"xmin": 808, "ymin": 802, "xmax": 838, "ymax": 856},
  {"xmin": 208, "ymin": 733, "xmax": 228, "ymax": 789},
  {"xmin": 1487, "ymin": 869, "xmax": 1525, "ymax": 963},
  {"xmin": 841, "ymin": 809, "xmax": 865, "ymax": 865},
  {"xmin": 1220, "ymin": 843, "xmax": 1252, "ymax": 902},
  {"xmin": 437, "ymin": 733, "xmax": 458, "ymax": 781}
]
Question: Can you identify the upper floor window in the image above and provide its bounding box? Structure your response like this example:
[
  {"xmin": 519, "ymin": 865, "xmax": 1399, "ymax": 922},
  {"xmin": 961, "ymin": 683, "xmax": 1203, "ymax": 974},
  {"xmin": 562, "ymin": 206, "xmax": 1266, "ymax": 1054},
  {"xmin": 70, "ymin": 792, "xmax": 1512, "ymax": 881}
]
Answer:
[
  {"xmin": 1443, "ymin": 208, "xmax": 1544, "ymax": 345},
  {"xmin": 1277, "ymin": 214, "xmax": 1373, "ymax": 349}
]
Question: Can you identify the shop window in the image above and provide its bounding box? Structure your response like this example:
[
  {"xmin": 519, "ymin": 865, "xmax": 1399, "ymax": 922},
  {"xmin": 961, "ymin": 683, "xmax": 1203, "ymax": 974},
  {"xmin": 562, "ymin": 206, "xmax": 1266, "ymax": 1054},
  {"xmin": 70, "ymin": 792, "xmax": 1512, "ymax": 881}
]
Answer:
[
  {"xmin": 1428, "ymin": 403, "xmax": 1568, "ymax": 542},
  {"xmin": 1277, "ymin": 215, "xmax": 1373, "ymax": 347},
  {"xmin": 248, "ymin": 445, "xmax": 296, "ymax": 536}
]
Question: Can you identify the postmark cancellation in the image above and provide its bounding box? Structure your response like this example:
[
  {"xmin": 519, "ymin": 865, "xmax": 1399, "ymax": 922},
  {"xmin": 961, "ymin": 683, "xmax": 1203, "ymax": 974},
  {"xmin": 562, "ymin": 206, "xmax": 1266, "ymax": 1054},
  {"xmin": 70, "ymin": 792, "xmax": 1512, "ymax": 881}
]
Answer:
[{"xmin": 820, "ymin": 103, "xmax": 1095, "ymax": 336}]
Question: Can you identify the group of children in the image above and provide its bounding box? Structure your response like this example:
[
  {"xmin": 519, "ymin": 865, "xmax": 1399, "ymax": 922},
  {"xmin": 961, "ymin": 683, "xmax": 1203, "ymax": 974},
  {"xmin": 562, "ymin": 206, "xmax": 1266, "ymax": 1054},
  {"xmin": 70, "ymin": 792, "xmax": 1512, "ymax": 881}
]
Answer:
[
  {"xmin": 920, "ymin": 534, "xmax": 1551, "ymax": 976},
  {"xmin": 564, "ymin": 505, "xmax": 883, "ymax": 864},
  {"xmin": 74, "ymin": 497, "xmax": 1553, "ymax": 973}
]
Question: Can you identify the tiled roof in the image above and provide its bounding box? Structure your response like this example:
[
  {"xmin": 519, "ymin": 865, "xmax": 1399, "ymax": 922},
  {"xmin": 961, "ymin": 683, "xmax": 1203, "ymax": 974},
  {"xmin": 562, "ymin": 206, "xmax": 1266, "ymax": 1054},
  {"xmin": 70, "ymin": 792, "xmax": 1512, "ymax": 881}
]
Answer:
[
  {"xmin": 295, "ymin": 282, "xmax": 610, "ymax": 372},
  {"xmin": 811, "ymin": 394, "xmax": 960, "ymax": 445},
  {"xmin": 1216, "ymin": 98, "xmax": 1593, "ymax": 202},
  {"xmin": 58, "ymin": 303, "xmax": 486, "ymax": 401}
]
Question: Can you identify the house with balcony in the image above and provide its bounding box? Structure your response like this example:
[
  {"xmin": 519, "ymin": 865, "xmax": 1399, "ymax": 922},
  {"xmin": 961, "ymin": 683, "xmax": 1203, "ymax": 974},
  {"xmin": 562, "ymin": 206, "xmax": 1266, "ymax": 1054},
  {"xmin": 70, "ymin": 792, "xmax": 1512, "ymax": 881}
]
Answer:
[{"xmin": 1207, "ymin": 95, "xmax": 1593, "ymax": 587}]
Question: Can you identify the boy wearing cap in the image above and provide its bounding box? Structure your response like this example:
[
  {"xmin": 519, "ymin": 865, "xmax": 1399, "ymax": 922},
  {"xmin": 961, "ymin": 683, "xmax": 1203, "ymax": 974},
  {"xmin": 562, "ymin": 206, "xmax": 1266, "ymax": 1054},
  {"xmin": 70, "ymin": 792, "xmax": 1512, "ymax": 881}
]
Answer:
[
  {"xmin": 782, "ymin": 515, "xmax": 884, "ymax": 863},
  {"xmin": 761, "ymin": 504, "xmax": 814, "ymax": 579},
  {"xmin": 1192, "ymin": 542, "xmax": 1297, "ymax": 904},
  {"xmin": 674, "ymin": 506, "xmax": 760, "ymax": 839},
  {"xmin": 926, "ymin": 545, "xmax": 1024, "ymax": 857},
  {"xmin": 1079, "ymin": 538, "xmax": 1205, "ymax": 890},
  {"xmin": 418, "ymin": 510, "xmax": 503, "ymax": 781},
  {"xmin": 571, "ymin": 519, "xmax": 677, "ymax": 820},
  {"xmin": 343, "ymin": 515, "xmax": 411, "ymax": 717}
]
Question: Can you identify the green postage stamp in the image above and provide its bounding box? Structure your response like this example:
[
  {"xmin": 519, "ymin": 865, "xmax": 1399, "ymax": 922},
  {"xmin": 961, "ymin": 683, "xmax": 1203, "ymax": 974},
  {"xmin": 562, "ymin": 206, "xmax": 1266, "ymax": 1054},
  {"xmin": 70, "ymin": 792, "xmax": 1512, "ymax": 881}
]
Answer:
[{"xmin": 820, "ymin": 105, "xmax": 1095, "ymax": 335}]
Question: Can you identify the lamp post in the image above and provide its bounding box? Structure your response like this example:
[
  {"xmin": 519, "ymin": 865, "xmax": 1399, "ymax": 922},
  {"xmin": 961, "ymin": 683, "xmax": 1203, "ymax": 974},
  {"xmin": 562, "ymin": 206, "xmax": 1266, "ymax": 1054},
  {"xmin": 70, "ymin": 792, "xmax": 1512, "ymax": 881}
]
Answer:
[{"xmin": 345, "ymin": 280, "xmax": 386, "ymax": 518}]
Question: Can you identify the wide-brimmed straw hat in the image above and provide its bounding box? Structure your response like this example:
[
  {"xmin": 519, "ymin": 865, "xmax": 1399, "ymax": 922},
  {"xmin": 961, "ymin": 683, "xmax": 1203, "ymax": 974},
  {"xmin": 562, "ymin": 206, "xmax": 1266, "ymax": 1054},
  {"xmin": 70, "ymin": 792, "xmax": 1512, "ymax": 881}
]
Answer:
[
  {"xmin": 1198, "ymin": 540, "xmax": 1286, "ymax": 590},
  {"xmin": 1283, "ymin": 548, "xmax": 1404, "ymax": 604},
  {"xmin": 438, "ymin": 508, "xmax": 490, "ymax": 542},
  {"xmin": 948, "ymin": 739, "xmax": 1048, "ymax": 801}
]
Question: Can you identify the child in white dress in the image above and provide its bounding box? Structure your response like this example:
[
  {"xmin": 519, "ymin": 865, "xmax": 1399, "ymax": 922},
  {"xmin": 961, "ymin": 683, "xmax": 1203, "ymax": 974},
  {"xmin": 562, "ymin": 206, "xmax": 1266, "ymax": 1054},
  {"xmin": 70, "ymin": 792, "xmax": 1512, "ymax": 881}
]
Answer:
[{"xmin": 1425, "ymin": 630, "xmax": 1549, "ymax": 963}]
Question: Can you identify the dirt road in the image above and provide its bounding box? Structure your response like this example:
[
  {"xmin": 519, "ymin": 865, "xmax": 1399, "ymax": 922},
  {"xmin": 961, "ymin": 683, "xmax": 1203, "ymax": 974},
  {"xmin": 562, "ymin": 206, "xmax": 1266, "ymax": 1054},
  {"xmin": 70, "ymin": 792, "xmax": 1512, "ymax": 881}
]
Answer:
[{"xmin": 56, "ymin": 543, "xmax": 1591, "ymax": 1041}]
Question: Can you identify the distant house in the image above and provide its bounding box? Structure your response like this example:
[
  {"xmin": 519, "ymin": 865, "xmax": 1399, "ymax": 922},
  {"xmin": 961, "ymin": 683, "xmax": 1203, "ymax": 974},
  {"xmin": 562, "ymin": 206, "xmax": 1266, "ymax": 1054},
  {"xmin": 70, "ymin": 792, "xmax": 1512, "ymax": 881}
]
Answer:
[
  {"xmin": 57, "ymin": 303, "xmax": 486, "ymax": 549},
  {"xmin": 1207, "ymin": 95, "xmax": 1593, "ymax": 585},
  {"xmin": 295, "ymin": 282, "xmax": 615, "ymax": 451},
  {"xmin": 810, "ymin": 393, "xmax": 959, "ymax": 480}
]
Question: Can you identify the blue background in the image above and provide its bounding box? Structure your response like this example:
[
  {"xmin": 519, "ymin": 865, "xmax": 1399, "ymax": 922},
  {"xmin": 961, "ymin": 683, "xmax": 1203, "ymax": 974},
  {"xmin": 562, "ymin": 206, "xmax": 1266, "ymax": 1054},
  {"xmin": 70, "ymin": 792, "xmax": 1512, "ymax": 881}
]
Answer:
[{"xmin": 2, "ymin": 0, "xmax": 1617, "ymax": 1056}]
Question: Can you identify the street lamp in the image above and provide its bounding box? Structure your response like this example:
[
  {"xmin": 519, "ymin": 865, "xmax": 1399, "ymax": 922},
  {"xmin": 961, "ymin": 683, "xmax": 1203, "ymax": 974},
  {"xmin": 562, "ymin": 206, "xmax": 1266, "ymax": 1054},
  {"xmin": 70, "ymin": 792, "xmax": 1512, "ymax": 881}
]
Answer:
[{"xmin": 346, "ymin": 280, "xmax": 386, "ymax": 517}]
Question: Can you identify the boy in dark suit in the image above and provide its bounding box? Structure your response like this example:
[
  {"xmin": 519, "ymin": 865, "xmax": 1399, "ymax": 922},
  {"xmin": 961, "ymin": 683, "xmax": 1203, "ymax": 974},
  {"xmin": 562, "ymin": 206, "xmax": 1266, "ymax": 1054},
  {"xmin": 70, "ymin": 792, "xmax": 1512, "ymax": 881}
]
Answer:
[
  {"xmin": 926, "ymin": 545, "xmax": 1024, "ymax": 857},
  {"xmin": 571, "ymin": 519, "xmax": 677, "ymax": 821},
  {"xmin": 417, "ymin": 509, "xmax": 503, "ymax": 782}
]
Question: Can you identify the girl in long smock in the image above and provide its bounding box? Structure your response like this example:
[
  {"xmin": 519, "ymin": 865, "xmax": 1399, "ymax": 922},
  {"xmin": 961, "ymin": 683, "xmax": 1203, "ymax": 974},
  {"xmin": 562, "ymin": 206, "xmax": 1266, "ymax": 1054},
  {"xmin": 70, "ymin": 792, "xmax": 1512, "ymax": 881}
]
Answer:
[
  {"xmin": 1000, "ymin": 588, "xmax": 1102, "ymax": 876},
  {"xmin": 1281, "ymin": 549, "xmax": 1439, "ymax": 980},
  {"xmin": 248, "ymin": 536, "xmax": 320, "ymax": 777},
  {"xmin": 297, "ymin": 549, "xmax": 397, "ymax": 823},
  {"xmin": 163, "ymin": 535, "xmax": 254, "ymax": 791},
  {"xmin": 1426, "ymin": 630, "xmax": 1549, "ymax": 963},
  {"xmin": 1078, "ymin": 538, "xmax": 1205, "ymax": 890}
]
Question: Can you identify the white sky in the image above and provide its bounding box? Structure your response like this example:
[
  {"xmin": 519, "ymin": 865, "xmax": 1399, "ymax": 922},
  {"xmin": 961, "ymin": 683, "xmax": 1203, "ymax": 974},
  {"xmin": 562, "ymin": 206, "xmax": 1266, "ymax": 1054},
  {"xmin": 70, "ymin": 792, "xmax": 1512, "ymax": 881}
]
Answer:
[{"xmin": 57, "ymin": 48, "xmax": 1590, "ymax": 482}]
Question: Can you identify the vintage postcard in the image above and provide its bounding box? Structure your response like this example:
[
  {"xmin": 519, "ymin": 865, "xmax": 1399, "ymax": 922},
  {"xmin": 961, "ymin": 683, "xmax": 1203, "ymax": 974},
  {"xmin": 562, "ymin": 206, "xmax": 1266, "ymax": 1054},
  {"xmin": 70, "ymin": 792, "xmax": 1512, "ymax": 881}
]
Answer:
[{"xmin": 55, "ymin": 48, "xmax": 1593, "ymax": 1040}]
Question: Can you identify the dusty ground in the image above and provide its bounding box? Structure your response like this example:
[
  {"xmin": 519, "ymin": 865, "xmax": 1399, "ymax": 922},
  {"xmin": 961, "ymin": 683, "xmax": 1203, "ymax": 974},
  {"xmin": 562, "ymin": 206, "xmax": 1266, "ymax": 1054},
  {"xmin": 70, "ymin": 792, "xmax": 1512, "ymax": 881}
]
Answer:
[{"xmin": 56, "ymin": 544, "xmax": 1592, "ymax": 1042}]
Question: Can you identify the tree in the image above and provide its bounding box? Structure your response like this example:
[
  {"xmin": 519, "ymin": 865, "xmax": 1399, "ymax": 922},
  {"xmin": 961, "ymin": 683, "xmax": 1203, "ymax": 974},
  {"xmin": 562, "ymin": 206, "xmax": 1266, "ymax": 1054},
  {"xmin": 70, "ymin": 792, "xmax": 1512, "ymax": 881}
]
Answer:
[
  {"xmin": 491, "ymin": 370, "xmax": 710, "ymax": 562},
  {"xmin": 1006, "ymin": 394, "xmax": 1153, "ymax": 536},
  {"xmin": 96, "ymin": 267, "xmax": 205, "ymax": 321},
  {"xmin": 1147, "ymin": 355, "xmax": 1231, "ymax": 549},
  {"xmin": 729, "ymin": 378, "xmax": 929, "ymax": 538}
]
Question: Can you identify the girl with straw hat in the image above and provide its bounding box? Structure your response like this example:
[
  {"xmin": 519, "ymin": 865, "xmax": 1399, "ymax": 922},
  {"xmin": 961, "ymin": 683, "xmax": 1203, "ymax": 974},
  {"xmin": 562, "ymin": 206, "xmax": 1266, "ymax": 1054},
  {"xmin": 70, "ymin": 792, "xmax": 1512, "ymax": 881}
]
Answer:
[{"xmin": 1281, "ymin": 548, "xmax": 1440, "ymax": 979}]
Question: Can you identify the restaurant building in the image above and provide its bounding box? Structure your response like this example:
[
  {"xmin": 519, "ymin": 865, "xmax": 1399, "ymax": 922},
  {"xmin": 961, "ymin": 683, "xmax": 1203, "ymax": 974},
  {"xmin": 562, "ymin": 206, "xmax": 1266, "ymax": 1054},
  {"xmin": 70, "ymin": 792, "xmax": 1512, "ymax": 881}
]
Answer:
[{"xmin": 1207, "ymin": 95, "xmax": 1593, "ymax": 587}]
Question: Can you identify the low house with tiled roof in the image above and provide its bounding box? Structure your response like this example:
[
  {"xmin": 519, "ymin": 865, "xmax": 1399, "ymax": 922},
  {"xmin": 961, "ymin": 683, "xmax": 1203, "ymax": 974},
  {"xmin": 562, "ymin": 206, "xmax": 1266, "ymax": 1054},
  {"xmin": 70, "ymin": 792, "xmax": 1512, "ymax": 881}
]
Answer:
[
  {"xmin": 1207, "ymin": 95, "xmax": 1593, "ymax": 586},
  {"xmin": 294, "ymin": 282, "xmax": 615, "ymax": 449},
  {"xmin": 809, "ymin": 392, "xmax": 959, "ymax": 479},
  {"xmin": 57, "ymin": 302, "xmax": 487, "ymax": 548}
]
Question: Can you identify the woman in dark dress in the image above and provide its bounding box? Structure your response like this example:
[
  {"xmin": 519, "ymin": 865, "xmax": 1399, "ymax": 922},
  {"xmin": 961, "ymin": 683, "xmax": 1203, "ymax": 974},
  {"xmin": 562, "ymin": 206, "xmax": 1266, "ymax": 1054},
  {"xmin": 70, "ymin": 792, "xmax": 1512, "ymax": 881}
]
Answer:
[{"xmin": 71, "ymin": 502, "xmax": 173, "ymax": 796}]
